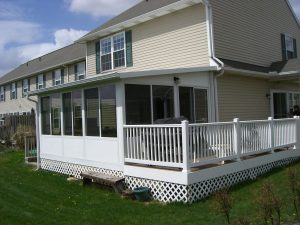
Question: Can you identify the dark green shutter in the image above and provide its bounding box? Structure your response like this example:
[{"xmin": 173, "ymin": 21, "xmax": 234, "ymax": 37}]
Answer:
[
  {"xmin": 293, "ymin": 38, "xmax": 297, "ymax": 59},
  {"xmin": 3, "ymin": 86, "xmax": 5, "ymax": 102},
  {"xmin": 28, "ymin": 79, "xmax": 30, "ymax": 92},
  {"xmin": 43, "ymin": 74, "xmax": 46, "ymax": 88},
  {"xmin": 96, "ymin": 41, "xmax": 100, "ymax": 74},
  {"xmin": 15, "ymin": 82, "xmax": 17, "ymax": 99},
  {"xmin": 61, "ymin": 69, "xmax": 64, "ymax": 84},
  {"xmin": 52, "ymin": 72, "xmax": 55, "ymax": 86},
  {"xmin": 10, "ymin": 84, "xmax": 12, "ymax": 100},
  {"xmin": 36, "ymin": 76, "xmax": 38, "ymax": 90},
  {"xmin": 125, "ymin": 30, "xmax": 133, "ymax": 67},
  {"xmin": 281, "ymin": 33, "xmax": 287, "ymax": 61},
  {"xmin": 22, "ymin": 80, "xmax": 24, "ymax": 98},
  {"xmin": 75, "ymin": 64, "xmax": 78, "ymax": 80}
]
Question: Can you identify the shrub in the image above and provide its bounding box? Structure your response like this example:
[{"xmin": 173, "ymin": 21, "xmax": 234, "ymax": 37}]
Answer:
[
  {"xmin": 213, "ymin": 188, "xmax": 233, "ymax": 224},
  {"xmin": 256, "ymin": 181, "xmax": 282, "ymax": 225},
  {"xmin": 14, "ymin": 125, "xmax": 35, "ymax": 149},
  {"xmin": 287, "ymin": 168, "xmax": 299, "ymax": 217}
]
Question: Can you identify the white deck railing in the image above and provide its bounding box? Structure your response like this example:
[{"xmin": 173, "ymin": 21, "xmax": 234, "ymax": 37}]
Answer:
[{"xmin": 124, "ymin": 117, "xmax": 300, "ymax": 171}]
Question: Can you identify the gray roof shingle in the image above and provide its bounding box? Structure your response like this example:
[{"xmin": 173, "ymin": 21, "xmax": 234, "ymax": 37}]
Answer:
[{"xmin": 0, "ymin": 43, "xmax": 86, "ymax": 85}]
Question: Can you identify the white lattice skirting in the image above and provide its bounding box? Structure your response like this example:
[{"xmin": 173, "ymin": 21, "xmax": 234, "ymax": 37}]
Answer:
[
  {"xmin": 126, "ymin": 157, "xmax": 299, "ymax": 203},
  {"xmin": 41, "ymin": 157, "xmax": 299, "ymax": 203},
  {"xmin": 40, "ymin": 158, "xmax": 124, "ymax": 178}
]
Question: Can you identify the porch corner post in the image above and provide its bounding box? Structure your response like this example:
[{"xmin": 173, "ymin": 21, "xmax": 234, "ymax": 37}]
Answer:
[
  {"xmin": 268, "ymin": 117, "xmax": 275, "ymax": 153},
  {"xmin": 182, "ymin": 120, "xmax": 191, "ymax": 173},
  {"xmin": 233, "ymin": 118, "xmax": 241, "ymax": 161},
  {"xmin": 294, "ymin": 116, "xmax": 300, "ymax": 149}
]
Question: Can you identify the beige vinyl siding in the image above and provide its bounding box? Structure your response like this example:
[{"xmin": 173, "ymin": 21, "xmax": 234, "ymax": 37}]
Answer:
[
  {"xmin": 217, "ymin": 73, "xmax": 271, "ymax": 122},
  {"xmin": 86, "ymin": 4, "xmax": 209, "ymax": 77},
  {"xmin": 210, "ymin": 0, "xmax": 300, "ymax": 67},
  {"xmin": 0, "ymin": 81, "xmax": 35, "ymax": 114}
]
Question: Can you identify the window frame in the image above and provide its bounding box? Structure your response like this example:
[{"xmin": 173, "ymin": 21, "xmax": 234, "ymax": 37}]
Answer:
[
  {"xmin": 283, "ymin": 33, "xmax": 297, "ymax": 60},
  {"xmin": 23, "ymin": 79, "xmax": 29, "ymax": 97},
  {"xmin": 11, "ymin": 82, "xmax": 17, "ymax": 100},
  {"xmin": 0, "ymin": 86, "xmax": 4, "ymax": 102},
  {"xmin": 76, "ymin": 62, "xmax": 86, "ymax": 80},
  {"xmin": 100, "ymin": 32, "xmax": 127, "ymax": 72},
  {"xmin": 37, "ymin": 74, "xmax": 44, "ymax": 90},
  {"xmin": 54, "ymin": 69, "xmax": 62, "ymax": 86}
]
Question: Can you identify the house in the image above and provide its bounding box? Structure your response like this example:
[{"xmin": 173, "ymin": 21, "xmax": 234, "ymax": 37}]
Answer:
[{"xmin": 1, "ymin": 0, "xmax": 300, "ymax": 203}]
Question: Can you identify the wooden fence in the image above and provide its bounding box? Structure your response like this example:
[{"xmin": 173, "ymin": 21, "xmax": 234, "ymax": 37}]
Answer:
[{"xmin": 0, "ymin": 114, "xmax": 36, "ymax": 142}]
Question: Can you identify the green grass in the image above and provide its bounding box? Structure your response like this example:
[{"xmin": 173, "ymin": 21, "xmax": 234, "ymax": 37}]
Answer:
[{"xmin": 0, "ymin": 150, "xmax": 299, "ymax": 225}]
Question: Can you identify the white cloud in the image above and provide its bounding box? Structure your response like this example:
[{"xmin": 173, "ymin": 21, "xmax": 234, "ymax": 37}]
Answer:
[
  {"xmin": 67, "ymin": 0, "xmax": 140, "ymax": 17},
  {"xmin": 0, "ymin": 28, "xmax": 88, "ymax": 76}
]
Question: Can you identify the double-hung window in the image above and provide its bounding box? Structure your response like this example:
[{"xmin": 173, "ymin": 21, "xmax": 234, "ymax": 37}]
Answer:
[
  {"xmin": 0, "ymin": 86, "xmax": 5, "ymax": 102},
  {"xmin": 54, "ymin": 69, "xmax": 62, "ymax": 86},
  {"xmin": 37, "ymin": 74, "xmax": 45, "ymax": 90},
  {"xmin": 100, "ymin": 32, "xmax": 125, "ymax": 72},
  {"xmin": 100, "ymin": 38, "xmax": 112, "ymax": 71},
  {"xmin": 11, "ymin": 82, "xmax": 17, "ymax": 100},
  {"xmin": 23, "ymin": 79, "xmax": 30, "ymax": 97},
  {"xmin": 282, "ymin": 33, "xmax": 297, "ymax": 60},
  {"xmin": 76, "ymin": 62, "xmax": 85, "ymax": 80}
]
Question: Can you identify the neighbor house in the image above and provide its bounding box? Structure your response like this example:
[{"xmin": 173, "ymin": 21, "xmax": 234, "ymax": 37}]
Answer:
[{"xmin": 1, "ymin": 0, "xmax": 300, "ymax": 202}]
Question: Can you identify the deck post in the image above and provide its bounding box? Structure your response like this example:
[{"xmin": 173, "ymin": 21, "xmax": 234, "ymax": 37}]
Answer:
[
  {"xmin": 181, "ymin": 120, "xmax": 191, "ymax": 173},
  {"xmin": 233, "ymin": 118, "xmax": 241, "ymax": 161},
  {"xmin": 268, "ymin": 117, "xmax": 275, "ymax": 153},
  {"xmin": 294, "ymin": 116, "xmax": 300, "ymax": 149}
]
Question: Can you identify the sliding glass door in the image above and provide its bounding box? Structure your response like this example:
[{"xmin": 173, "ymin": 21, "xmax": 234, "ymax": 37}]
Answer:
[{"xmin": 179, "ymin": 87, "xmax": 208, "ymax": 123}]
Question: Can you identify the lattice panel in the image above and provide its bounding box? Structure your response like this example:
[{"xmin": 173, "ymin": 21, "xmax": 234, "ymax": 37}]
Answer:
[
  {"xmin": 40, "ymin": 158, "xmax": 123, "ymax": 179},
  {"xmin": 126, "ymin": 157, "xmax": 299, "ymax": 203},
  {"xmin": 125, "ymin": 176, "xmax": 188, "ymax": 203}
]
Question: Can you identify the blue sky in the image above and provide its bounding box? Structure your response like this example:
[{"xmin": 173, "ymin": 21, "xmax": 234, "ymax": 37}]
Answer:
[{"xmin": 0, "ymin": 0, "xmax": 299, "ymax": 76}]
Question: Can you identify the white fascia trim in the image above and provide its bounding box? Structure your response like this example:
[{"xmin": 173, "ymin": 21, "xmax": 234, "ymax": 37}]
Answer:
[
  {"xmin": 279, "ymin": 71, "xmax": 300, "ymax": 76},
  {"xmin": 120, "ymin": 66, "xmax": 218, "ymax": 79},
  {"xmin": 77, "ymin": 0, "xmax": 203, "ymax": 43},
  {"xmin": 224, "ymin": 68, "xmax": 272, "ymax": 78}
]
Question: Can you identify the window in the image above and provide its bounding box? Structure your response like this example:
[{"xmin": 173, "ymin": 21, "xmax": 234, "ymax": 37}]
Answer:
[
  {"xmin": 0, "ymin": 86, "xmax": 5, "ymax": 102},
  {"xmin": 41, "ymin": 97, "xmax": 51, "ymax": 135},
  {"xmin": 125, "ymin": 84, "xmax": 151, "ymax": 125},
  {"xmin": 101, "ymin": 38, "xmax": 112, "ymax": 71},
  {"xmin": 152, "ymin": 86, "xmax": 174, "ymax": 122},
  {"xmin": 113, "ymin": 33, "xmax": 125, "ymax": 68},
  {"xmin": 76, "ymin": 62, "xmax": 85, "ymax": 80},
  {"xmin": 11, "ymin": 82, "xmax": 17, "ymax": 100},
  {"xmin": 100, "ymin": 32, "xmax": 125, "ymax": 72},
  {"xmin": 54, "ymin": 69, "xmax": 62, "ymax": 86},
  {"xmin": 63, "ymin": 93, "xmax": 72, "ymax": 135},
  {"xmin": 51, "ymin": 94, "xmax": 61, "ymax": 135},
  {"xmin": 85, "ymin": 88, "xmax": 99, "ymax": 136},
  {"xmin": 23, "ymin": 79, "xmax": 30, "ymax": 97},
  {"xmin": 282, "ymin": 34, "xmax": 297, "ymax": 60},
  {"xmin": 100, "ymin": 85, "xmax": 117, "ymax": 137},
  {"xmin": 37, "ymin": 74, "xmax": 45, "ymax": 90},
  {"xmin": 179, "ymin": 87, "xmax": 208, "ymax": 123},
  {"xmin": 73, "ymin": 91, "xmax": 82, "ymax": 136}
]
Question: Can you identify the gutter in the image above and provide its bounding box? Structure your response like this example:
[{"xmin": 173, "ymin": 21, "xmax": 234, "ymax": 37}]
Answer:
[{"xmin": 27, "ymin": 95, "xmax": 40, "ymax": 170}]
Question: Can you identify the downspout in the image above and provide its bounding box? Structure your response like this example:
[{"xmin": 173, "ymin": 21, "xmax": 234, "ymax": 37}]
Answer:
[
  {"xmin": 27, "ymin": 95, "xmax": 40, "ymax": 170},
  {"xmin": 203, "ymin": 0, "xmax": 224, "ymax": 122}
]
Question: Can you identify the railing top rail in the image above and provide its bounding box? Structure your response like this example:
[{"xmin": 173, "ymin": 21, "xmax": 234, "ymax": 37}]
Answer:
[
  {"xmin": 273, "ymin": 118, "xmax": 296, "ymax": 122},
  {"xmin": 240, "ymin": 120, "xmax": 271, "ymax": 124},
  {"xmin": 124, "ymin": 124, "xmax": 182, "ymax": 128},
  {"xmin": 189, "ymin": 121, "xmax": 234, "ymax": 126}
]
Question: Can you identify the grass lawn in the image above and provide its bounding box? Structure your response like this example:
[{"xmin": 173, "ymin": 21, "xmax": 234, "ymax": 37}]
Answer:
[{"xmin": 0, "ymin": 150, "xmax": 299, "ymax": 225}]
